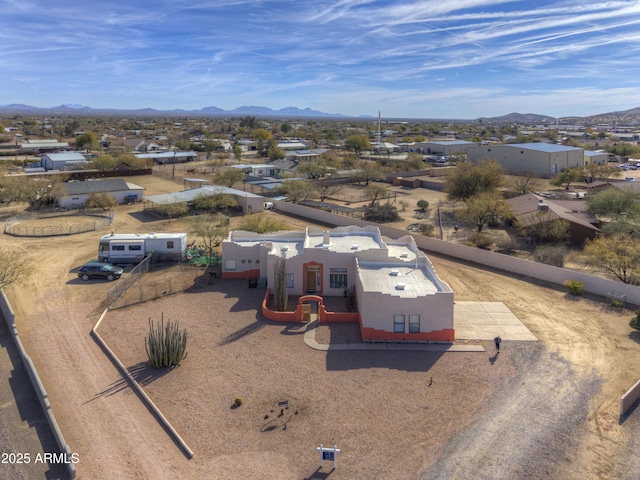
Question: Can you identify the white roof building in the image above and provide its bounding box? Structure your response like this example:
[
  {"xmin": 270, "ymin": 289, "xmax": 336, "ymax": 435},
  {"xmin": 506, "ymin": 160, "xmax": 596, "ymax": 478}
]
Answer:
[{"xmin": 222, "ymin": 225, "xmax": 454, "ymax": 342}]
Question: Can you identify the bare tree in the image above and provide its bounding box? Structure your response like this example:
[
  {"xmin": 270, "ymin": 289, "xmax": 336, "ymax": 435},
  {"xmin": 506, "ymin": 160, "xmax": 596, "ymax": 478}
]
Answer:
[{"xmin": 0, "ymin": 248, "xmax": 32, "ymax": 289}]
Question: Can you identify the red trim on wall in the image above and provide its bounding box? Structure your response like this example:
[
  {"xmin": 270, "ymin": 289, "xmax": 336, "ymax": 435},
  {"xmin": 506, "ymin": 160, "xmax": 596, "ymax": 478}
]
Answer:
[
  {"xmin": 222, "ymin": 269, "xmax": 260, "ymax": 279},
  {"xmin": 360, "ymin": 326, "xmax": 455, "ymax": 342}
]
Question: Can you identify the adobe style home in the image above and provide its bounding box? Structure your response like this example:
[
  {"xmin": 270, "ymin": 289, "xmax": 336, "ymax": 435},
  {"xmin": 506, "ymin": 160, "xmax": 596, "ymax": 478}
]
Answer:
[{"xmin": 221, "ymin": 226, "xmax": 455, "ymax": 342}]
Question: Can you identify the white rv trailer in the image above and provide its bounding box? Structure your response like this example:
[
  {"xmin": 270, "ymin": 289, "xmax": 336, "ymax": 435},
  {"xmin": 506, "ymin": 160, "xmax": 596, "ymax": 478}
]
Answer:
[{"xmin": 98, "ymin": 232, "xmax": 187, "ymax": 264}]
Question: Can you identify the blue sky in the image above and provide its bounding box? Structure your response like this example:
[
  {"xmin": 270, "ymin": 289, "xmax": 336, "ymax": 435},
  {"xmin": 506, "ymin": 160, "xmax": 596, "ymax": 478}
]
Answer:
[{"xmin": 2, "ymin": 0, "xmax": 640, "ymax": 119}]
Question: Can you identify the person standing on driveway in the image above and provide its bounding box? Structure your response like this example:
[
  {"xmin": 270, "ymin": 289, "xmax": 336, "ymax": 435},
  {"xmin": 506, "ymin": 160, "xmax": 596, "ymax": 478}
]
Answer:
[{"xmin": 494, "ymin": 336, "xmax": 502, "ymax": 351}]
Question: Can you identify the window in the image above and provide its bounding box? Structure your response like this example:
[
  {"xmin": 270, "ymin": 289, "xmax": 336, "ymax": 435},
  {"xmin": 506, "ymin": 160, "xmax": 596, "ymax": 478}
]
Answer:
[
  {"xmin": 409, "ymin": 315, "xmax": 420, "ymax": 333},
  {"xmin": 394, "ymin": 314, "xmax": 405, "ymax": 333},
  {"xmin": 225, "ymin": 259, "xmax": 236, "ymax": 271},
  {"xmin": 248, "ymin": 259, "xmax": 252, "ymax": 264},
  {"xmin": 241, "ymin": 259, "xmax": 246, "ymax": 264},
  {"xmin": 112, "ymin": 245, "xmax": 125, "ymax": 251},
  {"xmin": 167, "ymin": 241, "xmax": 174, "ymax": 249},
  {"xmin": 286, "ymin": 273, "xmax": 294, "ymax": 288},
  {"xmin": 256, "ymin": 259, "xmax": 260, "ymax": 264},
  {"xmin": 128, "ymin": 245, "xmax": 142, "ymax": 251},
  {"xmin": 330, "ymin": 268, "xmax": 348, "ymax": 289}
]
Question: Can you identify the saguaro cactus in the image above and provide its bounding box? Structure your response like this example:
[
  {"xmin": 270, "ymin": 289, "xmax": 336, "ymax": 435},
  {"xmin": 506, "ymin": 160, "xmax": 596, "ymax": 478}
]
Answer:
[{"xmin": 145, "ymin": 313, "xmax": 188, "ymax": 368}]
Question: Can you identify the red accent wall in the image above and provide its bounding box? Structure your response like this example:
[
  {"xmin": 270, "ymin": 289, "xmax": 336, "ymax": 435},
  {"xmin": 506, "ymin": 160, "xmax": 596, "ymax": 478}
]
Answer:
[
  {"xmin": 222, "ymin": 269, "xmax": 260, "ymax": 279},
  {"xmin": 360, "ymin": 326, "xmax": 455, "ymax": 342}
]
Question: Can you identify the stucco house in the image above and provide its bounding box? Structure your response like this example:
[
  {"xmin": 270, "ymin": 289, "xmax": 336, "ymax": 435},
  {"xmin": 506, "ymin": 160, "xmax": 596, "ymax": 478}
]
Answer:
[
  {"xmin": 222, "ymin": 225, "xmax": 455, "ymax": 342},
  {"xmin": 58, "ymin": 178, "xmax": 145, "ymax": 209}
]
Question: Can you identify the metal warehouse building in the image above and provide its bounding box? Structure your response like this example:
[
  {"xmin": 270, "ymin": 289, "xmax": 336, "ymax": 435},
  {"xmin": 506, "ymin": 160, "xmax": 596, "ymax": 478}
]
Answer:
[{"xmin": 466, "ymin": 143, "xmax": 585, "ymax": 176}]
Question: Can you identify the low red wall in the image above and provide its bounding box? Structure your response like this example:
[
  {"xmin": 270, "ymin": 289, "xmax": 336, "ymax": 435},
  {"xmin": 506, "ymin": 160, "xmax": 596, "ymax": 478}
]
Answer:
[
  {"xmin": 261, "ymin": 288, "xmax": 299, "ymax": 322},
  {"xmin": 222, "ymin": 269, "xmax": 260, "ymax": 279},
  {"xmin": 321, "ymin": 311, "xmax": 360, "ymax": 323},
  {"xmin": 360, "ymin": 326, "xmax": 455, "ymax": 342}
]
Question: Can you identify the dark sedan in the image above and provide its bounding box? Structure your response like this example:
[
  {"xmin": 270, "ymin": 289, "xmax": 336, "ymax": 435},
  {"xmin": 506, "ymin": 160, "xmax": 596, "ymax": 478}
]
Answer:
[{"xmin": 77, "ymin": 262, "xmax": 123, "ymax": 281}]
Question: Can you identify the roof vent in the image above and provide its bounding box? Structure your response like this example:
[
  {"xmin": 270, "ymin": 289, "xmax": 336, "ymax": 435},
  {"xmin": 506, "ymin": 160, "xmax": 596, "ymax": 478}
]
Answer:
[
  {"xmin": 390, "ymin": 269, "xmax": 399, "ymax": 276},
  {"xmin": 400, "ymin": 253, "xmax": 409, "ymax": 258},
  {"xmin": 395, "ymin": 282, "xmax": 406, "ymax": 290},
  {"xmin": 281, "ymin": 246, "xmax": 289, "ymax": 251},
  {"xmin": 351, "ymin": 244, "xmax": 359, "ymax": 250},
  {"xmin": 538, "ymin": 203, "xmax": 549, "ymax": 211}
]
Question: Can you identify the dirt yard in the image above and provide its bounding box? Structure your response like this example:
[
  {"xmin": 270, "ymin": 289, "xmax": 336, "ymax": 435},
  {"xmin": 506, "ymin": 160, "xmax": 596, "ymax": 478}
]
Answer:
[{"xmin": 2, "ymin": 173, "xmax": 640, "ymax": 479}]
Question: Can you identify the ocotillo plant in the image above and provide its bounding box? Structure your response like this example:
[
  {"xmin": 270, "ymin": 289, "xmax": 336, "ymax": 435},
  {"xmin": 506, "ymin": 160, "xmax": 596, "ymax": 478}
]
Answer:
[{"xmin": 145, "ymin": 313, "xmax": 188, "ymax": 368}]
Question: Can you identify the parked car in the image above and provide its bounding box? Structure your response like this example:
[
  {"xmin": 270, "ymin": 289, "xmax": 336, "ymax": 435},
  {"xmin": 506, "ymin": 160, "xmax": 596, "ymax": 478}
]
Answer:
[{"xmin": 77, "ymin": 262, "xmax": 123, "ymax": 281}]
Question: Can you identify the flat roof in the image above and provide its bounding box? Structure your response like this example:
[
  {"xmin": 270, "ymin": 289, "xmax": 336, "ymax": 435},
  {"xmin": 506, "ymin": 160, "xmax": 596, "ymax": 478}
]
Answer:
[
  {"xmin": 506, "ymin": 143, "xmax": 583, "ymax": 153},
  {"xmin": 144, "ymin": 185, "xmax": 263, "ymax": 204},
  {"xmin": 358, "ymin": 264, "xmax": 439, "ymax": 297}
]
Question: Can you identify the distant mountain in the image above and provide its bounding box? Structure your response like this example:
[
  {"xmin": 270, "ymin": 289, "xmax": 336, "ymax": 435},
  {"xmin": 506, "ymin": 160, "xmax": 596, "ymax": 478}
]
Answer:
[
  {"xmin": 477, "ymin": 112, "xmax": 556, "ymax": 124},
  {"xmin": 576, "ymin": 107, "xmax": 640, "ymax": 125},
  {"xmin": 0, "ymin": 103, "xmax": 347, "ymax": 118}
]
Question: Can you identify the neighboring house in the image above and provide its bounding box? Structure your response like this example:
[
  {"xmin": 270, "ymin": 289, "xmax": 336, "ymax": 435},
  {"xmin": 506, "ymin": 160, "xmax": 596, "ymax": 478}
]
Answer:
[
  {"xmin": 143, "ymin": 185, "xmax": 266, "ymax": 214},
  {"xmin": 467, "ymin": 143, "xmax": 584, "ymax": 176},
  {"xmin": 290, "ymin": 149, "xmax": 329, "ymax": 161},
  {"xmin": 133, "ymin": 140, "xmax": 164, "ymax": 153},
  {"xmin": 20, "ymin": 139, "xmax": 70, "ymax": 153},
  {"xmin": 413, "ymin": 140, "xmax": 476, "ymax": 155},
  {"xmin": 278, "ymin": 141, "xmax": 308, "ymax": 151},
  {"xmin": 41, "ymin": 152, "xmax": 88, "ymax": 171},
  {"xmin": 232, "ymin": 164, "xmax": 278, "ymax": 178},
  {"xmin": 222, "ymin": 225, "xmax": 455, "ymax": 342},
  {"xmin": 505, "ymin": 193, "xmax": 599, "ymax": 245},
  {"xmin": 58, "ymin": 178, "xmax": 145, "ymax": 209},
  {"xmin": 133, "ymin": 151, "xmax": 198, "ymax": 164}
]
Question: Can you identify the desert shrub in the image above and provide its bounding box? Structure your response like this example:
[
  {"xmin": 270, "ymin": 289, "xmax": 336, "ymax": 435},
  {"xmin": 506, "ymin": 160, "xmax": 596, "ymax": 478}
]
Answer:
[
  {"xmin": 533, "ymin": 245, "xmax": 569, "ymax": 267},
  {"xmin": 234, "ymin": 396, "xmax": 243, "ymax": 407},
  {"xmin": 399, "ymin": 200, "xmax": 409, "ymax": 212},
  {"xmin": 564, "ymin": 279, "xmax": 584, "ymax": 296},
  {"xmin": 496, "ymin": 237, "xmax": 517, "ymax": 254},
  {"xmin": 467, "ymin": 232, "xmax": 493, "ymax": 249},
  {"xmin": 363, "ymin": 203, "xmax": 400, "ymax": 222},
  {"xmin": 343, "ymin": 285, "xmax": 356, "ymax": 312},
  {"xmin": 630, "ymin": 311, "xmax": 640, "ymax": 331},
  {"xmin": 416, "ymin": 223, "xmax": 434, "ymax": 236}
]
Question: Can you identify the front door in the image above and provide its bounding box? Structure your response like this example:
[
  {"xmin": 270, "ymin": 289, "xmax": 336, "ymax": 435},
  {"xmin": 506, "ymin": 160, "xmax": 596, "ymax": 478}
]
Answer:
[{"xmin": 306, "ymin": 270, "xmax": 317, "ymax": 293}]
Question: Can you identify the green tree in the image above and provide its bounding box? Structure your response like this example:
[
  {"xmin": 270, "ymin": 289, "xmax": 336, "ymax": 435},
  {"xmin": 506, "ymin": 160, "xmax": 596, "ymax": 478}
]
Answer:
[
  {"xmin": 350, "ymin": 162, "xmax": 382, "ymax": 185},
  {"xmin": 417, "ymin": 199, "xmax": 430, "ymax": 211},
  {"xmin": 237, "ymin": 212, "xmax": 289, "ymax": 233},
  {"xmin": 175, "ymin": 139, "xmax": 191, "ymax": 151},
  {"xmin": 345, "ymin": 134, "xmax": 371, "ymax": 156},
  {"xmin": 314, "ymin": 181, "xmax": 342, "ymax": 201},
  {"xmin": 584, "ymin": 162, "xmax": 620, "ymax": 183},
  {"xmin": 583, "ymin": 234, "xmax": 640, "ymax": 284},
  {"xmin": 445, "ymin": 159, "xmax": 504, "ymax": 201},
  {"xmin": 75, "ymin": 131, "xmax": 99, "ymax": 151},
  {"xmin": 280, "ymin": 123, "xmax": 292, "ymax": 133},
  {"xmin": 233, "ymin": 145, "xmax": 243, "ymax": 162},
  {"xmin": 214, "ymin": 168, "xmax": 245, "ymax": 188},
  {"xmin": 550, "ymin": 167, "xmax": 584, "ymax": 190},
  {"xmin": 586, "ymin": 188, "xmax": 640, "ymax": 220},
  {"xmin": 297, "ymin": 161, "xmax": 327, "ymax": 180},
  {"xmin": 406, "ymin": 152, "xmax": 424, "ymax": 170},
  {"xmin": 253, "ymin": 129, "xmax": 273, "ymax": 157},
  {"xmin": 240, "ymin": 116, "xmax": 258, "ymax": 129},
  {"xmin": 202, "ymin": 140, "xmax": 219, "ymax": 160},
  {"xmin": 456, "ymin": 192, "xmax": 513, "ymax": 232},
  {"xmin": 608, "ymin": 143, "xmax": 640, "ymax": 158},
  {"xmin": 192, "ymin": 192, "xmax": 238, "ymax": 213},
  {"xmin": 156, "ymin": 202, "xmax": 188, "ymax": 223},
  {"xmin": 189, "ymin": 214, "xmax": 229, "ymax": 264},
  {"xmin": 84, "ymin": 192, "xmax": 117, "ymax": 211},
  {"xmin": 268, "ymin": 142, "xmax": 285, "ymax": 160},
  {"xmin": 88, "ymin": 155, "xmax": 117, "ymax": 172},
  {"xmin": 277, "ymin": 179, "xmax": 314, "ymax": 203}
]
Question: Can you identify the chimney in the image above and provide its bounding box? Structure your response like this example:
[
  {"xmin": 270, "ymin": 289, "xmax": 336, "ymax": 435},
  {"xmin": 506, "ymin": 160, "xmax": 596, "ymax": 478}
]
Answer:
[{"xmin": 322, "ymin": 230, "xmax": 330, "ymax": 247}]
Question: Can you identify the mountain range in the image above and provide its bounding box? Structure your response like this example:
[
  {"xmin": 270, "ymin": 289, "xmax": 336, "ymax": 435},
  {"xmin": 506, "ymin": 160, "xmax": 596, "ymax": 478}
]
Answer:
[
  {"xmin": 0, "ymin": 103, "xmax": 347, "ymax": 118},
  {"xmin": 1, "ymin": 103, "xmax": 640, "ymax": 124}
]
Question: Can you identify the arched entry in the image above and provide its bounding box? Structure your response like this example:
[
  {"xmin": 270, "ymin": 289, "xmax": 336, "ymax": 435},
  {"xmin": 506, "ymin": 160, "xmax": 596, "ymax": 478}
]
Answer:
[{"xmin": 296, "ymin": 295, "xmax": 326, "ymax": 323}]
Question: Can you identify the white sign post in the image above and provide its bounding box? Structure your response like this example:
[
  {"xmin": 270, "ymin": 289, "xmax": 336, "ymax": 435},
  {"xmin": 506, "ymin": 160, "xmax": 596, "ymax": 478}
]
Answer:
[{"xmin": 317, "ymin": 444, "xmax": 340, "ymax": 469}]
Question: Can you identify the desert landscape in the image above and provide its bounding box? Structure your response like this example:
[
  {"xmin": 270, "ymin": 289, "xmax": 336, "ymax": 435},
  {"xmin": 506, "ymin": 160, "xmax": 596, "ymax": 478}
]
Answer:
[{"xmin": 2, "ymin": 173, "xmax": 640, "ymax": 479}]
